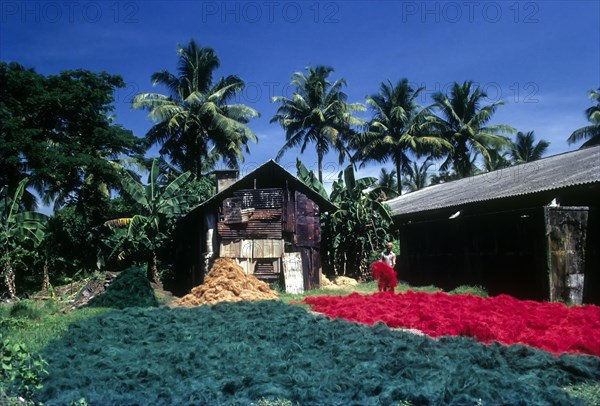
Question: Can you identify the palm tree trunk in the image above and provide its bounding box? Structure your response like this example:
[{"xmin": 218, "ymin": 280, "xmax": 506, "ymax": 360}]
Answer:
[
  {"xmin": 396, "ymin": 159, "xmax": 403, "ymax": 196},
  {"xmin": 318, "ymin": 151, "xmax": 324, "ymax": 184},
  {"xmin": 147, "ymin": 251, "xmax": 160, "ymax": 285},
  {"xmin": 3, "ymin": 261, "xmax": 17, "ymax": 300}
]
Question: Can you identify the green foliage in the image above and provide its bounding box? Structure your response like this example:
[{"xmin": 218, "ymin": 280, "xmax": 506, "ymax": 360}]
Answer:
[
  {"xmin": 3, "ymin": 306, "xmax": 110, "ymax": 354},
  {"xmin": 396, "ymin": 284, "xmax": 444, "ymax": 294},
  {"xmin": 483, "ymin": 146, "xmax": 512, "ymax": 172},
  {"xmin": 431, "ymin": 81, "xmax": 514, "ymax": 178},
  {"xmin": 43, "ymin": 205, "xmax": 110, "ymax": 282},
  {"xmin": 378, "ymin": 168, "xmax": 398, "ymax": 193},
  {"xmin": 133, "ymin": 39, "xmax": 258, "ymax": 177},
  {"xmin": 180, "ymin": 176, "xmax": 215, "ymax": 204},
  {"xmin": 102, "ymin": 158, "xmax": 203, "ymax": 282},
  {"xmin": 0, "ymin": 393, "xmax": 37, "ymax": 405},
  {"xmin": 296, "ymin": 160, "xmax": 395, "ymax": 279},
  {"xmin": 272, "ymin": 65, "xmax": 365, "ymax": 182},
  {"xmin": 295, "ymin": 159, "xmax": 328, "ymax": 199},
  {"xmin": 429, "ymin": 170, "xmax": 461, "ymax": 185},
  {"xmin": 323, "ymin": 165, "xmax": 395, "ymax": 279},
  {"xmin": 1, "ymin": 61, "xmax": 145, "ymax": 294},
  {"xmin": 568, "ymin": 88, "xmax": 600, "ymax": 148},
  {"xmin": 447, "ymin": 285, "xmax": 489, "ymax": 298},
  {"xmin": 0, "ymin": 335, "xmax": 48, "ymax": 399},
  {"xmin": 1, "ymin": 178, "xmax": 47, "ymax": 298},
  {"xmin": 403, "ymin": 158, "xmax": 434, "ymax": 192},
  {"xmin": 510, "ymin": 131, "xmax": 550, "ymax": 164},
  {"xmin": 87, "ymin": 266, "xmax": 158, "ymax": 309},
  {"xmin": 357, "ymin": 79, "xmax": 450, "ymax": 195},
  {"xmin": 9, "ymin": 301, "xmax": 43, "ymax": 321},
  {"xmin": 0, "ymin": 62, "xmax": 144, "ymax": 210}
]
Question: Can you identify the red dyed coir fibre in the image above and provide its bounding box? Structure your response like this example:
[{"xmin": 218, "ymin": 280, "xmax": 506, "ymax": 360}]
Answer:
[
  {"xmin": 370, "ymin": 261, "xmax": 398, "ymax": 292},
  {"xmin": 303, "ymin": 291, "xmax": 600, "ymax": 356}
]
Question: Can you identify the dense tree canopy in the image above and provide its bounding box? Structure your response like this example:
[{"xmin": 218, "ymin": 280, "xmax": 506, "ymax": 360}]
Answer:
[{"xmin": 0, "ymin": 62, "xmax": 145, "ymax": 211}]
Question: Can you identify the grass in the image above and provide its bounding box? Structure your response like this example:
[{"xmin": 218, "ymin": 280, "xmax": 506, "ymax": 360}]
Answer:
[
  {"xmin": 0, "ymin": 300, "xmax": 111, "ymax": 353},
  {"xmin": 277, "ymin": 280, "xmax": 444, "ymax": 304},
  {"xmin": 447, "ymin": 285, "xmax": 489, "ymax": 297}
]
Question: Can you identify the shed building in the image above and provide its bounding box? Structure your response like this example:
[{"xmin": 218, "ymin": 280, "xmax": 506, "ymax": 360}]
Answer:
[
  {"xmin": 386, "ymin": 146, "xmax": 600, "ymax": 304},
  {"xmin": 173, "ymin": 160, "xmax": 336, "ymax": 296}
]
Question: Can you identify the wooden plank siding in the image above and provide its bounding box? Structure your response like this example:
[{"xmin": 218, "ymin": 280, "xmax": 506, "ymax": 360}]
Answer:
[
  {"xmin": 295, "ymin": 191, "xmax": 320, "ymax": 247},
  {"xmin": 218, "ymin": 221, "xmax": 282, "ymax": 239},
  {"xmin": 174, "ymin": 160, "xmax": 337, "ymax": 295},
  {"xmin": 283, "ymin": 188, "xmax": 296, "ymax": 234}
]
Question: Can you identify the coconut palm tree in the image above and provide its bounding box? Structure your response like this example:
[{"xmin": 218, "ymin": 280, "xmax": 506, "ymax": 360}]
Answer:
[
  {"xmin": 271, "ymin": 66, "xmax": 365, "ymax": 183},
  {"xmin": 356, "ymin": 79, "xmax": 450, "ymax": 195},
  {"xmin": 431, "ymin": 81, "xmax": 514, "ymax": 178},
  {"xmin": 568, "ymin": 88, "xmax": 600, "ymax": 148},
  {"xmin": 510, "ymin": 131, "xmax": 550, "ymax": 164},
  {"xmin": 133, "ymin": 40, "xmax": 259, "ymax": 177},
  {"xmin": 378, "ymin": 168, "xmax": 397, "ymax": 191},
  {"xmin": 403, "ymin": 158, "xmax": 434, "ymax": 192},
  {"xmin": 484, "ymin": 148, "xmax": 512, "ymax": 171}
]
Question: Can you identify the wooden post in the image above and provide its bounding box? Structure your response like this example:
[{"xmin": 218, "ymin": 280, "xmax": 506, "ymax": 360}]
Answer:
[{"xmin": 545, "ymin": 206, "xmax": 589, "ymax": 304}]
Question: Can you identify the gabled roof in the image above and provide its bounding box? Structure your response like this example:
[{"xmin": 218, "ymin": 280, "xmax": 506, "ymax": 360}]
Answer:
[
  {"xmin": 186, "ymin": 160, "xmax": 337, "ymax": 217},
  {"xmin": 387, "ymin": 145, "xmax": 600, "ymax": 219}
]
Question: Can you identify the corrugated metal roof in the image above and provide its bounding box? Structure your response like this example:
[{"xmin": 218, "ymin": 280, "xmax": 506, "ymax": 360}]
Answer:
[{"xmin": 387, "ymin": 146, "xmax": 600, "ymax": 217}]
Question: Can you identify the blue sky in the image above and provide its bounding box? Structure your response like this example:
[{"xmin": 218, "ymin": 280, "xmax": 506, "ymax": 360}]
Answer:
[{"xmin": 1, "ymin": 0, "xmax": 599, "ymax": 189}]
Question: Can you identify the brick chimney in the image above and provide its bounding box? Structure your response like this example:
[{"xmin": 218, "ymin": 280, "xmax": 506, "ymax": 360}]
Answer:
[{"xmin": 214, "ymin": 169, "xmax": 239, "ymax": 193}]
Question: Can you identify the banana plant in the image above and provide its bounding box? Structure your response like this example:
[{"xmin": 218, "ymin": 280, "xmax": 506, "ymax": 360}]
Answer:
[
  {"xmin": 296, "ymin": 160, "xmax": 394, "ymax": 278},
  {"xmin": 0, "ymin": 179, "xmax": 47, "ymax": 299},
  {"xmin": 103, "ymin": 158, "xmax": 200, "ymax": 284},
  {"xmin": 295, "ymin": 159, "xmax": 329, "ymax": 199}
]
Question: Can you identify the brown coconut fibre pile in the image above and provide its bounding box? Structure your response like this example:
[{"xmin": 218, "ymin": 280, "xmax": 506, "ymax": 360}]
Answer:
[{"xmin": 171, "ymin": 258, "xmax": 278, "ymax": 307}]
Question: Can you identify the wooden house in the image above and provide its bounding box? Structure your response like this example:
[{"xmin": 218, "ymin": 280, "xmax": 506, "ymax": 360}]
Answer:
[
  {"xmin": 386, "ymin": 146, "xmax": 600, "ymax": 304},
  {"xmin": 173, "ymin": 160, "xmax": 336, "ymax": 295}
]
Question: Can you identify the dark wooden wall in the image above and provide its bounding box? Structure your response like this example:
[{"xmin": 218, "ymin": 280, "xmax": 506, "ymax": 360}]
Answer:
[
  {"xmin": 295, "ymin": 191, "xmax": 321, "ymax": 290},
  {"xmin": 398, "ymin": 207, "xmax": 549, "ymax": 300}
]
